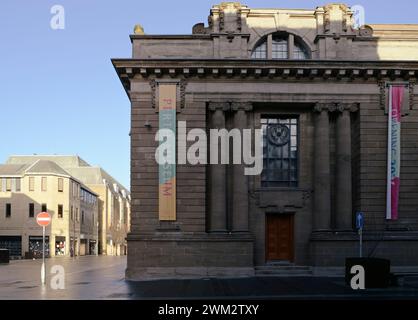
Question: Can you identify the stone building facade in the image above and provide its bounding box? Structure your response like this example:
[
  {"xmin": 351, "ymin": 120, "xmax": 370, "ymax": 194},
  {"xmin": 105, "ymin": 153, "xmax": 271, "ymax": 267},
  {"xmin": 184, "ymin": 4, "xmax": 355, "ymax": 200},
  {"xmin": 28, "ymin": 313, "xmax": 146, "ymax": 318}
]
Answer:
[
  {"xmin": 6, "ymin": 155, "xmax": 131, "ymax": 257},
  {"xmin": 113, "ymin": 2, "xmax": 418, "ymax": 280},
  {"xmin": 0, "ymin": 159, "xmax": 99, "ymax": 258}
]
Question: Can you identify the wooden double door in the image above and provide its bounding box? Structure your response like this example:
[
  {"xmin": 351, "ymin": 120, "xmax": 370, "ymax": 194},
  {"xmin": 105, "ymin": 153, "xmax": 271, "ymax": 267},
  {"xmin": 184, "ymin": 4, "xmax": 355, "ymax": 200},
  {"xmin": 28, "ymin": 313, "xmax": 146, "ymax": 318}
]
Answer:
[{"xmin": 266, "ymin": 214, "xmax": 294, "ymax": 262}]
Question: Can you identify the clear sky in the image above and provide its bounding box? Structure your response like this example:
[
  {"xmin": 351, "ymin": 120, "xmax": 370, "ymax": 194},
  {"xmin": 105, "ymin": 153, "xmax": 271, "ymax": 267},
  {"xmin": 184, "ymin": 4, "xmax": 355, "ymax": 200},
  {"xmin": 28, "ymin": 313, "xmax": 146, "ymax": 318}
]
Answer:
[{"xmin": 0, "ymin": 0, "xmax": 417, "ymax": 189}]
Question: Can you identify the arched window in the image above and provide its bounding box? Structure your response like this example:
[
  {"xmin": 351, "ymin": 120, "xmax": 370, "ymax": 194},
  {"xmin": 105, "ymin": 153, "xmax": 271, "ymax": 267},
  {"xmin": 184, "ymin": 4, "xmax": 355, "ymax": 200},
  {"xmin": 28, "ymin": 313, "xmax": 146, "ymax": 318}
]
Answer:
[
  {"xmin": 251, "ymin": 32, "xmax": 310, "ymax": 60},
  {"xmin": 293, "ymin": 42, "xmax": 309, "ymax": 60},
  {"xmin": 251, "ymin": 41, "xmax": 267, "ymax": 59}
]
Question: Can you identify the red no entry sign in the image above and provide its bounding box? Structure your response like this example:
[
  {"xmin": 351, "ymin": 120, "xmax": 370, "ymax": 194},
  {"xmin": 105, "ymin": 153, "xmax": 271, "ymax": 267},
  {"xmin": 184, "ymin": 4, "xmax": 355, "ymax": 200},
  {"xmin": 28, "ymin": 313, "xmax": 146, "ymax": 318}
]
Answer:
[{"xmin": 36, "ymin": 212, "xmax": 51, "ymax": 227}]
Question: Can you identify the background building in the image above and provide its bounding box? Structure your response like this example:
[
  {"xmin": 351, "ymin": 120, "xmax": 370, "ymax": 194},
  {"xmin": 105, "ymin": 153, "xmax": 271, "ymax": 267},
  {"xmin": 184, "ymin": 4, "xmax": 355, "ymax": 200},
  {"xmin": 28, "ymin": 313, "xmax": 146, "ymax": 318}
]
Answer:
[
  {"xmin": 0, "ymin": 159, "xmax": 98, "ymax": 258},
  {"xmin": 64, "ymin": 166, "xmax": 131, "ymax": 256},
  {"xmin": 6, "ymin": 155, "xmax": 131, "ymax": 256},
  {"xmin": 114, "ymin": 2, "xmax": 418, "ymax": 280}
]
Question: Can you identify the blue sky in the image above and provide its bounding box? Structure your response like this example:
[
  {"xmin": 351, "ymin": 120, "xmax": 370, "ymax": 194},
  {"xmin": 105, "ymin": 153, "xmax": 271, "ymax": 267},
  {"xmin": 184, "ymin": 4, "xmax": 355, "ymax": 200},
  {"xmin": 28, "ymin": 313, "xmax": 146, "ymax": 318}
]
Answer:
[{"xmin": 0, "ymin": 0, "xmax": 417, "ymax": 188}]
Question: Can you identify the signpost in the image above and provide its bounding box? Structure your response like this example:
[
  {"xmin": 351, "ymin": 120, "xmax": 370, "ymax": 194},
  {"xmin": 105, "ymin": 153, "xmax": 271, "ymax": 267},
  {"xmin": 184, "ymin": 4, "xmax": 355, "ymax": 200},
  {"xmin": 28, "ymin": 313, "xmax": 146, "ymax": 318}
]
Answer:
[
  {"xmin": 36, "ymin": 212, "xmax": 51, "ymax": 285},
  {"xmin": 356, "ymin": 212, "xmax": 364, "ymax": 258}
]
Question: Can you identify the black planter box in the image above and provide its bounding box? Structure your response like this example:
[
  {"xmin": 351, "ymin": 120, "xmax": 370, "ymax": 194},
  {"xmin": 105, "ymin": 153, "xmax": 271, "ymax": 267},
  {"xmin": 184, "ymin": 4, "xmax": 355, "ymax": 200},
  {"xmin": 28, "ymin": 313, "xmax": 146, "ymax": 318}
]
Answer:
[
  {"xmin": 345, "ymin": 257, "xmax": 391, "ymax": 288},
  {"xmin": 0, "ymin": 249, "xmax": 9, "ymax": 264}
]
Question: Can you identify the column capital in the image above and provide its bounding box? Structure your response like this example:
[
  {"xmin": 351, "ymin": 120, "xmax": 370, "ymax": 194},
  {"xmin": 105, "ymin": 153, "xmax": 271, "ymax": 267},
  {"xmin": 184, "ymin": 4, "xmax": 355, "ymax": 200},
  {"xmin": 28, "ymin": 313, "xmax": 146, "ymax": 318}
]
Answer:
[
  {"xmin": 231, "ymin": 102, "xmax": 253, "ymax": 112},
  {"xmin": 314, "ymin": 102, "xmax": 334, "ymax": 113},
  {"xmin": 335, "ymin": 102, "xmax": 359, "ymax": 113},
  {"xmin": 314, "ymin": 102, "xmax": 359, "ymax": 113},
  {"xmin": 208, "ymin": 101, "xmax": 230, "ymax": 112}
]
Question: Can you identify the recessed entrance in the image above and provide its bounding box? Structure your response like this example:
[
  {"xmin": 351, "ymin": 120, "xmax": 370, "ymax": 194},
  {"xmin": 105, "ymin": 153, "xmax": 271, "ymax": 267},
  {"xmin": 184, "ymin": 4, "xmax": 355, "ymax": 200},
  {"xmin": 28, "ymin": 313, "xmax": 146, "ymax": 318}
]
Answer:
[{"xmin": 266, "ymin": 214, "xmax": 294, "ymax": 262}]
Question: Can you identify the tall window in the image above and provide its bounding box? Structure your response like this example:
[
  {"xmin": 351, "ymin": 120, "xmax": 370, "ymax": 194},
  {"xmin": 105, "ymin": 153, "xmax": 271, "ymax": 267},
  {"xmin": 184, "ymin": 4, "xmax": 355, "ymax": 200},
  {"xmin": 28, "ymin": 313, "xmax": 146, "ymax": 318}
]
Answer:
[
  {"xmin": 251, "ymin": 32, "xmax": 310, "ymax": 60},
  {"xmin": 76, "ymin": 208, "xmax": 79, "ymax": 222},
  {"xmin": 6, "ymin": 178, "xmax": 12, "ymax": 192},
  {"xmin": 81, "ymin": 210, "xmax": 85, "ymax": 224},
  {"xmin": 70, "ymin": 205, "xmax": 73, "ymax": 220},
  {"xmin": 73, "ymin": 182, "xmax": 78, "ymax": 198},
  {"xmin": 41, "ymin": 177, "xmax": 47, "ymax": 192},
  {"xmin": 15, "ymin": 178, "xmax": 21, "ymax": 192},
  {"xmin": 261, "ymin": 117, "xmax": 299, "ymax": 188},
  {"xmin": 5, "ymin": 203, "xmax": 11, "ymax": 218},
  {"xmin": 29, "ymin": 177, "xmax": 35, "ymax": 191},
  {"xmin": 29, "ymin": 203, "xmax": 35, "ymax": 218},
  {"xmin": 58, "ymin": 178, "xmax": 63, "ymax": 192},
  {"xmin": 42, "ymin": 203, "xmax": 47, "ymax": 213},
  {"xmin": 58, "ymin": 205, "xmax": 63, "ymax": 219}
]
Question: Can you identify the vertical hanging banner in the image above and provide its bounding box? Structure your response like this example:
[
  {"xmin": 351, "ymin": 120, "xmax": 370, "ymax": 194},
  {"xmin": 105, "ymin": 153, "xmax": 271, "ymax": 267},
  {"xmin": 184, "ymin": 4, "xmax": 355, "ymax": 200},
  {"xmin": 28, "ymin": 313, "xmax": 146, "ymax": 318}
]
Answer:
[
  {"xmin": 386, "ymin": 85, "xmax": 404, "ymax": 220},
  {"xmin": 158, "ymin": 84, "xmax": 177, "ymax": 221}
]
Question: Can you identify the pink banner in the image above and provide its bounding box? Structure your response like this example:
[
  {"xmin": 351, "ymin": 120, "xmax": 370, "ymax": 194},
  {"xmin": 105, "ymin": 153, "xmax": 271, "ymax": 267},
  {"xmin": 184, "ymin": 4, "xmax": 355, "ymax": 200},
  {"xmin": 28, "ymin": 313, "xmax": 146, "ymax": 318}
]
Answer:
[{"xmin": 386, "ymin": 85, "xmax": 404, "ymax": 220}]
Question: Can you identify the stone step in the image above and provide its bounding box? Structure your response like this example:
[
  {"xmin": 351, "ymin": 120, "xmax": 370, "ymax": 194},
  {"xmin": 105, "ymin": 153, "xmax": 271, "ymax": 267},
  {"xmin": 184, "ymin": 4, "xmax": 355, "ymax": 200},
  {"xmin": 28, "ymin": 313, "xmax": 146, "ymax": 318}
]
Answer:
[
  {"xmin": 257, "ymin": 272, "xmax": 313, "ymax": 276},
  {"xmin": 255, "ymin": 265, "xmax": 313, "ymax": 276},
  {"xmin": 255, "ymin": 266, "xmax": 311, "ymax": 271}
]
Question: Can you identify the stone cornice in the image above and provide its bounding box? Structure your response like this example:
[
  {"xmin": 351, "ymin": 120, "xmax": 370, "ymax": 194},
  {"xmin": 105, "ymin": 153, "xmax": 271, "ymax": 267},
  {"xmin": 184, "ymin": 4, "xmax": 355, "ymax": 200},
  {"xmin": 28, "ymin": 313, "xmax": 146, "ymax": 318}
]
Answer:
[
  {"xmin": 113, "ymin": 59, "xmax": 418, "ymax": 79},
  {"xmin": 130, "ymin": 34, "xmax": 212, "ymax": 42},
  {"xmin": 112, "ymin": 58, "xmax": 418, "ymax": 95}
]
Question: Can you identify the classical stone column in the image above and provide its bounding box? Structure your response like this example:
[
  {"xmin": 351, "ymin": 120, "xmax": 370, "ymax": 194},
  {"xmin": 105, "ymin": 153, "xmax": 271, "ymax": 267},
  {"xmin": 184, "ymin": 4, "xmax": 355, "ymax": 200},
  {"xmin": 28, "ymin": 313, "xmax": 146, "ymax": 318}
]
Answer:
[
  {"xmin": 335, "ymin": 103, "xmax": 357, "ymax": 230},
  {"xmin": 231, "ymin": 102, "xmax": 252, "ymax": 233},
  {"xmin": 208, "ymin": 102, "xmax": 229, "ymax": 232},
  {"xmin": 313, "ymin": 103, "xmax": 331, "ymax": 231}
]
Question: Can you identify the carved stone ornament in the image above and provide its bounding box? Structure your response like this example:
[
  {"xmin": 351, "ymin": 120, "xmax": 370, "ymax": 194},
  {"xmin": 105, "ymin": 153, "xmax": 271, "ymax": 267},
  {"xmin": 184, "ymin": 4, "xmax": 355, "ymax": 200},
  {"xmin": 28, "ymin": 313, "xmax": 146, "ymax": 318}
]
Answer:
[
  {"xmin": 267, "ymin": 124, "xmax": 290, "ymax": 146},
  {"xmin": 379, "ymin": 81, "xmax": 386, "ymax": 107},
  {"xmin": 358, "ymin": 25, "xmax": 373, "ymax": 37},
  {"xmin": 150, "ymin": 79, "xmax": 187, "ymax": 110},
  {"xmin": 339, "ymin": 4, "xmax": 349, "ymax": 32},
  {"xmin": 219, "ymin": 10, "xmax": 225, "ymax": 31},
  {"xmin": 379, "ymin": 81, "xmax": 414, "ymax": 114},
  {"xmin": 208, "ymin": 102, "xmax": 230, "ymax": 112},
  {"xmin": 314, "ymin": 102, "xmax": 359, "ymax": 113},
  {"xmin": 150, "ymin": 79, "xmax": 157, "ymax": 109},
  {"xmin": 192, "ymin": 23, "xmax": 207, "ymax": 35},
  {"xmin": 231, "ymin": 102, "xmax": 252, "ymax": 111},
  {"xmin": 208, "ymin": 15, "xmax": 213, "ymax": 29},
  {"xmin": 409, "ymin": 81, "xmax": 415, "ymax": 111},
  {"xmin": 323, "ymin": 5, "xmax": 332, "ymax": 33},
  {"xmin": 237, "ymin": 9, "xmax": 242, "ymax": 31},
  {"xmin": 179, "ymin": 79, "xmax": 187, "ymax": 109}
]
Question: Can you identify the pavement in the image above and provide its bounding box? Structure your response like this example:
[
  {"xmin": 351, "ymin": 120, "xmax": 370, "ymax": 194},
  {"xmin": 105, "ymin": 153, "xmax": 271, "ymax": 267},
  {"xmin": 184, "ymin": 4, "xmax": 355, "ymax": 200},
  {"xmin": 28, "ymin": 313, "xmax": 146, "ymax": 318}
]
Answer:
[{"xmin": 1, "ymin": 256, "xmax": 418, "ymax": 300}]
